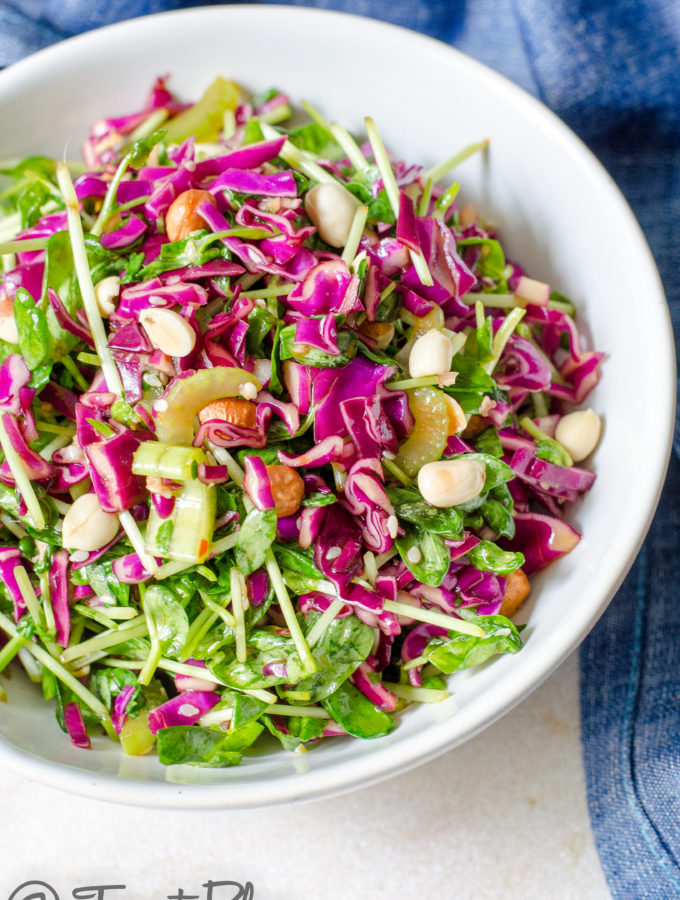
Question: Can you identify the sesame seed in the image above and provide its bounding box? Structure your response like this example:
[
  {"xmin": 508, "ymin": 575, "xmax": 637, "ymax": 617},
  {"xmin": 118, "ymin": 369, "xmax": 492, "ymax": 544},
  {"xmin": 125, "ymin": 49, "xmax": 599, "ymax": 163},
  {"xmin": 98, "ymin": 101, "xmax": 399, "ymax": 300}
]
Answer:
[
  {"xmin": 326, "ymin": 546, "xmax": 342, "ymax": 561},
  {"xmin": 153, "ymin": 399, "xmax": 168, "ymax": 413},
  {"xmin": 387, "ymin": 515, "xmax": 399, "ymax": 538},
  {"xmin": 406, "ymin": 546, "xmax": 422, "ymax": 564},
  {"xmin": 239, "ymin": 382, "xmax": 258, "ymax": 401}
]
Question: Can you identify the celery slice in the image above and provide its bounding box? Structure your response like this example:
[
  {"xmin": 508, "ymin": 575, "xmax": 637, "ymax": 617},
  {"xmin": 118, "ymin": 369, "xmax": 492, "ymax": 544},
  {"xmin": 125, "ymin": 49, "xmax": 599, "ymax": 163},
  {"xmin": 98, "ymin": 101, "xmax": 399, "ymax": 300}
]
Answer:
[
  {"xmin": 163, "ymin": 77, "xmax": 239, "ymax": 144},
  {"xmin": 154, "ymin": 366, "xmax": 261, "ymax": 445},
  {"xmin": 132, "ymin": 442, "xmax": 207, "ymax": 481},
  {"xmin": 145, "ymin": 478, "xmax": 216, "ymax": 563}
]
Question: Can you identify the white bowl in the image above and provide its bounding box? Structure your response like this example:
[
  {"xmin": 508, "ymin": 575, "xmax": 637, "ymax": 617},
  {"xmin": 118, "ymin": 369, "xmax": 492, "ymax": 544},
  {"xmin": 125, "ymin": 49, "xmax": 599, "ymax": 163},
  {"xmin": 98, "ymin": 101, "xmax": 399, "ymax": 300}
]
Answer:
[{"xmin": 0, "ymin": 5, "xmax": 674, "ymax": 809}]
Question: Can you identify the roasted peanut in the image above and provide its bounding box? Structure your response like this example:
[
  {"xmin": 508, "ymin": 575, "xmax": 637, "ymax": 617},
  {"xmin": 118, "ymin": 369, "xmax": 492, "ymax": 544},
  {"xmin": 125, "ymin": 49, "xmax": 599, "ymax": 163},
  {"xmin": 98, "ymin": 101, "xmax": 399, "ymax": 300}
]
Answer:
[
  {"xmin": 305, "ymin": 182, "xmax": 357, "ymax": 247},
  {"xmin": 555, "ymin": 409, "xmax": 602, "ymax": 462},
  {"xmin": 198, "ymin": 397, "xmax": 257, "ymax": 429},
  {"xmin": 358, "ymin": 320, "xmax": 395, "ymax": 350},
  {"xmin": 418, "ymin": 458, "xmax": 486, "ymax": 508},
  {"xmin": 94, "ymin": 275, "xmax": 120, "ymax": 317},
  {"xmin": 139, "ymin": 308, "xmax": 196, "ymax": 358},
  {"xmin": 62, "ymin": 492, "xmax": 119, "ymax": 552},
  {"xmin": 499, "ymin": 569, "xmax": 530, "ymax": 619},
  {"xmin": 408, "ymin": 329, "xmax": 453, "ymax": 378},
  {"xmin": 265, "ymin": 464, "xmax": 305, "ymax": 518},
  {"xmin": 165, "ymin": 189, "xmax": 217, "ymax": 242}
]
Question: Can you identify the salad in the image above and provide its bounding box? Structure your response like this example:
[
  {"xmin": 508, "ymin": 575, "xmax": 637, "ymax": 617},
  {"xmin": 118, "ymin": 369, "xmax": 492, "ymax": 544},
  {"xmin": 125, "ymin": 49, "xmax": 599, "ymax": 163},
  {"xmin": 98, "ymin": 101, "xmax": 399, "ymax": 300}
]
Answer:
[{"xmin": 0, "ymin": 77, "xmax": 603, "ymax": 767}]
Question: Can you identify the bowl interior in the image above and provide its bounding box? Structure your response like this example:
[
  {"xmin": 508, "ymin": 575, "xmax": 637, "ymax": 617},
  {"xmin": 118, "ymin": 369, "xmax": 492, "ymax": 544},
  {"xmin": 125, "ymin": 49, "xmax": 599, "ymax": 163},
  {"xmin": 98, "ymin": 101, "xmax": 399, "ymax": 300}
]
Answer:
[{"xmin": 0, "ymin": 6, "xmax": 674, "ymax": 808}]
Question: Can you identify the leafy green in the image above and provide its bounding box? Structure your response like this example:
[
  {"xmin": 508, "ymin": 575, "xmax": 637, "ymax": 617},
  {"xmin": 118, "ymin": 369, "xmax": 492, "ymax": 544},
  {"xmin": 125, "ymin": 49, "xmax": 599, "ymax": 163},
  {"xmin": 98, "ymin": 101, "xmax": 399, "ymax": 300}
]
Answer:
[
  {"xmin": 536, "ymin": 438, "xmax": 573, "ymax": 467},
  {"xmin": 208, "ymin": 628, "xmax": 293, "ymax": 690},
  {"xmin": 18, "ymin": 180, "xmax": 51, "ymax": 228},
  {"xmin": 245, "ymin": 306, "xmax": 277, "ymax": 356},
  {"xmin": 466, "ymin": 541, "xmax": 524, "ymax": 575},
  {"xmin": 457, "ymin": 238, "xmax": 507, "ymax": 284},
  {"xmin": 287, "ymin": 715, "xmax": 326, "ymax": 742},
  {"xmin": 279, "ymin": 322, "xmax": 357, "ymax": 368},
  {"xmin": 387, "ymin": 487, "xmax": 463, "ymax": 540},
  {"xmin": 156, "ymin": 721, "xmax": 262, "ymax": 767},
  {"xmin": 423, "ymin": 615, "xmax": 523, "ymax": 673},
  {"xmin": 143, "ymin": 585, "xmax": 190, "ymax": 659},
  {"xmin": 395, "ymin": 525, "xmax": 450, "ymax": 587},
  {"xmin": 234, "ymin": 507, "xmax": 277, "ymax": 576},
  {"xmin": 288, "ymin": 122, "xmax": 335, "ymax": 156},
  {"xmin": 301, "ymin": 491, "xmax": 337, "ymax": 508},
  {"xmin": 14, "ymin": 287, "xmax": 51, "ymax": 370},
  {"xmin": 444, "ymin": 354, "xmax": 506, "ymax": 415},
  {"xmin": 278, "ymin": 611, "xmax": 375, "ymax": 703},
  {"xmin": 132, "ymin": 230, "xmax": 228, "ymax": 281},
  {"xmin": 464, "ymin": 311, "xmax": 494, "ymax": 363},
  {"xmin": 127, "ymin": 129, "xmax": 167, "ymax": 167},
  {"xmin": 90, "ymin": 667, "xmax": 143, "ymax": 714},
  {"xmin": 272, "ymin": 544, "xmax": 321, "ymax": 582},
  {"xmin": 322, "ymin": 682, "xmax": 394, "ymax": 739},
  {"xmin": 474, "ymin": 426, "xmax": 504, "ymax": 458},
  {"xmin": 479, "ymin": 488, "xmax": 516, "ymax": 540},
  {"xmin": 79, "ymin": 560, "xmax": 130, "ymax": 606}
]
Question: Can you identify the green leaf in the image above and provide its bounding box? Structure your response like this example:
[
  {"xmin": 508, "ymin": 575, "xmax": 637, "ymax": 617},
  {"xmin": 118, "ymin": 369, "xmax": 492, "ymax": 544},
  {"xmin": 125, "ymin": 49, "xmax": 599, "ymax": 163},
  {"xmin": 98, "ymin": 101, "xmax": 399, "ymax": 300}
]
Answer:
[
  {"xmin": 245, "ymin": 306, "xmax": 276, "ymax": 356},
  {"xmin": 18, "ymin": 180, "xmax": 51, "ymax": 229},
  {"xmin": 464, "ymin": 312, "xmax": 494, "ymax": 363},
  {"xmin": 14, "ymin": 287, "xmax": 51, "ymax": 369},
  {"xmin": 536, "ymin": 438, "xmax": 573, "ymax": 467},
  {"xmin": 395, "ymin": 525, "xmax": 450, "ymax": 587},
  {"xmin": 156, "ymin": 721, "xmax": 262, "ymax": 767},
  {"xmin": 479, "ymin": 495, "xmax": 515, "ymax": 540},
  {"xmin": 234, "ymin": 507, "xmax": 277, "ymax": 576},
  {"xmin": 81, "ymin": 560, "xmax": 131, "ymax": 606},
  {"xmin": 387, "ymin": 487, "xmax": 463, "ymax": 540},
  {"xmin": 367, "ymin": 189, "xmax": 396, "ymax": 225},
  {"xmin": 322, "ymin": 681, "xmax": 394, "ymax": 739},
  {"xmin": 301, "ymin": 491, "xmax": 337, "ymax": 508},
  {"xmin": 272, "ymin": 544, "xmax": 321, "ymax": 582},
  {"xmin": 444, "ymin": 353, "xmax": 506, "ymax": 416},
  {"xmin": 243, "ymin": 118, "xmax": 265, "ymax": 145},
  {"xmin": 143, "ymin": 585, "xmax": 190, "ymax": 658},
  {"xmin": 287, "ymin": 715, "xmax": 326, "ymax": 742},
  {"xmin": 133, "ymin": 230, "xmax": 227, "ymax": 281},
  {"xmin": 261, "ymin": 714, "xmax": 302, "ymax": 751},
  {"xmin": 128, "ymin": 130, "xmax": 166, "ymax": 167},
  {"xmin": 279, "ymin": 322, "xmax": 357, "ymax": 368},
  {"xmin": 466, "ymin": 541, "xmax": 524, "ymax": 575},
  {"xmin": 424, "ymin": 614, "xmax": 523, "ymax": 673},
  {"xmin": 90, "ymin": 667, "xmax": 143, "ymax": 714},
  {"xmin": 288, "ymin": 122, "xmax": 335, "ymax": 156},
  {"xmin": 279, "ymin": 611, "xmax": 375, "ymax": 703},
  {"xmin": 208, "ymin": 628, "xmax": 294, "ymax": 690},
  {"xmin": 474, "ymin": 426, "xmax": 504, "ymax": 458},
  {"xmin": 457, "ymin": 238, "xmax": 507, "ymax": 284}
]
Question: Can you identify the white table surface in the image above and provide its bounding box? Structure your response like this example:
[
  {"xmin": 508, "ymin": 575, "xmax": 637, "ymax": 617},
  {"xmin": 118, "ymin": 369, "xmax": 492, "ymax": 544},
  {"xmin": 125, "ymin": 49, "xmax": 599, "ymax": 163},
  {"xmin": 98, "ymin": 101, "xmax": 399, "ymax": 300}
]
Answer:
[{"xmin": 0, "ymin": 652, "xmax": 610, "ymax": 900}]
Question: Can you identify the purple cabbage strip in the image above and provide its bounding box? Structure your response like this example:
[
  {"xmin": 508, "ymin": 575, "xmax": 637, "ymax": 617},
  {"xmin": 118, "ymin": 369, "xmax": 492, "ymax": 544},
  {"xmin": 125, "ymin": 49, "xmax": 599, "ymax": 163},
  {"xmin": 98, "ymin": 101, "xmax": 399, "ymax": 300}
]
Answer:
[
  {"xmin": 148, "ymin": 691, "xmax": 220, "ymax": 734},
  {"xmin": 49, "ymin": 550, "xmax": 71, "ymax": 648},
  {"xmin": 63, "ymin": 702, "xmax": 91, "ymax": 749},
  {"xmin": 243, "ymin": 455, "xmax": 275, "ymax": 511},
  {"xmin": 111, "ymin": 685, "xmax": 137, "ymax": 736}
]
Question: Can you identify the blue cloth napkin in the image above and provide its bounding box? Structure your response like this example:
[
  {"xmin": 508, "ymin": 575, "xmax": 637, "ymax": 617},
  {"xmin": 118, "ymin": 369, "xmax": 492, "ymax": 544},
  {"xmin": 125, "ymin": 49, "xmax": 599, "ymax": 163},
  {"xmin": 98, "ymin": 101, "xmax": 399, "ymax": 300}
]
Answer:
[{"xmin": 0, "ymin": 2, "xmax": 678, "ymax": 895}]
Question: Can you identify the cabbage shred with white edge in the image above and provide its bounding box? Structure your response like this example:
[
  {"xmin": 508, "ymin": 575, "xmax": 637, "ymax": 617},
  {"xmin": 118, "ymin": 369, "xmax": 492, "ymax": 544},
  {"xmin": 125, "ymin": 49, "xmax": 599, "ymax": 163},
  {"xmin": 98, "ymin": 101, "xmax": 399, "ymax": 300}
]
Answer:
[{"xmin": 0, "ymin": 77, "xmax": 602, "ymax": 764}]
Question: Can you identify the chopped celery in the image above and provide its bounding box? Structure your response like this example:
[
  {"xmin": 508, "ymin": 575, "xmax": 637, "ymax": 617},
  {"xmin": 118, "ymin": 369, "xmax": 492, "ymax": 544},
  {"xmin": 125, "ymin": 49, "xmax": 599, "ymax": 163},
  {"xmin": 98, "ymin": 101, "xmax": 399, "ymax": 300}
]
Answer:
[
  {"xmin": 145, "ymin": 478, "xmax": 216, "ymax": 563},
  {"xmin": 120, "ymin": 710, "xmax": 155, "ymax": 756},
  {"xmin": 154, "ymin": 366, "xmax": 261, "ymax": 445},
  {"xmin": 132, "ymin": 442, "xmax": 207, "ymax": 481},
  {"xmin": 163, "ymin": 77, "xmax": 239, "ymax": 144}
]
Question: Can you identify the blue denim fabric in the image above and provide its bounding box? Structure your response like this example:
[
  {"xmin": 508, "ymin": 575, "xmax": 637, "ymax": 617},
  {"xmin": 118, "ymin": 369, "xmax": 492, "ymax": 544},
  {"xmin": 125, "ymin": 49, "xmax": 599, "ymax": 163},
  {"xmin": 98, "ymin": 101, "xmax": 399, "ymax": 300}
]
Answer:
[{"xmin": 0, "ymin": 2, "xmax": 678, "ymax": 896}]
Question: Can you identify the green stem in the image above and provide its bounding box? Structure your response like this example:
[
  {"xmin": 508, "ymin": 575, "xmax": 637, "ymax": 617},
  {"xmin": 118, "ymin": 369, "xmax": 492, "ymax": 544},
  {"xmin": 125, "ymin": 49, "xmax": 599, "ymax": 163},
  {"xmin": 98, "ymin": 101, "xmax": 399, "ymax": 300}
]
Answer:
[
  {"xmin": 383, "ymin": 599, "xmax": 485, "ymax": 637},
  {"xmin": 328, "ymin": 122, "xmax": 369, "ymax": 169},
  {"xmin": 383, "ymin": 682, "xmax": 451, "ymax": 703},
  {"xmin": 0, "ymin": 415, "xmax": 45, "ymax": 530},
  {"xmin": 61, "ymin": 354, "xmax": 90, "ymax": 392},
  {"xmin": 0, "ymin": 237, "xmax": 49, "ymax": 254},
  {"xmin": 0, "ymin": 632, "xmax": 26, "ymax": 673},
  {"xmin": 423, "ymin": 139, "xmax": 489, "ymax": 184},
  {"xmin": 0, "ymin": 609, "xmax": 116, "ymax": 739},
  {"xmin": 341, "ymin": 204, "xmax": 368, "ymax": 265},
  {"xmin": 56, "ymin": 162, "xmax": 124, "ymax": 397},
  {"xmin": 306, "ymin": 597, "xmax": 345, "ymax": 647},
  {"xmin": 483, "ymin": 306, "xmax": 526, "ymax": 375},
  {"xmin": 382, "ymin": 457, "xmax": 414, "ymax": 488},
  {"xmin": 265, "ymin": 549, "xmax": 317, "ymax": 674}
]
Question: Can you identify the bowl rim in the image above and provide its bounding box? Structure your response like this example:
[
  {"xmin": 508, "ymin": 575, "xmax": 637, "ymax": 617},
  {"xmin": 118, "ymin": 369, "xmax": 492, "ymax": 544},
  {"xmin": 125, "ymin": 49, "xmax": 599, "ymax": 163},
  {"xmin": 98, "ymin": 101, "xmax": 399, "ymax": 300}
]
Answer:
[{"xmin": 0, "ymin": 3, "xmax": 675, "ymax": 809}]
